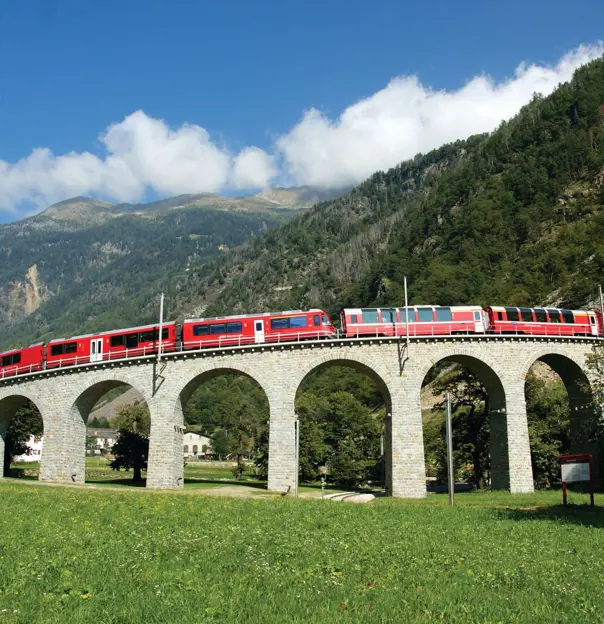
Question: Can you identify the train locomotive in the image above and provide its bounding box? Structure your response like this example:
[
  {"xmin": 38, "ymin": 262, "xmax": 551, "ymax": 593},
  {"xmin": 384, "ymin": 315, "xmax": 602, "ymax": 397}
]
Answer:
[{"xmin": 0, "ymin": 304, "xmax": 600, "ymax": 379}]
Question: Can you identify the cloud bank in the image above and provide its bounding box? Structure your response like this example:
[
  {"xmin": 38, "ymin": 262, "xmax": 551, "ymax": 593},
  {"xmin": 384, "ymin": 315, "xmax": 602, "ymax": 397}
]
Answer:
[{"xmin": 1, "ymin": 43, "xmax": 602, "ymax": 216}]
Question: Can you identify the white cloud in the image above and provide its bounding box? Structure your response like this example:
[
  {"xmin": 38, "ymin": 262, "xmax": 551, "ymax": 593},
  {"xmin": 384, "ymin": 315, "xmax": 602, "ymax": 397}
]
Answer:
[
  {"xmin": 0, "ymin": 43, "xmax": 602, "ymax": 217},
  {"xmin": 0, "ymin": 111, "xmax": 272, "ymax": 215},
  {"xmin": 276, "ymin": 43, "xmax": 604, "ymax": 188},
  {"xmin": 230, "ymin": 146, "xmax": 277, "ymax": 189}
]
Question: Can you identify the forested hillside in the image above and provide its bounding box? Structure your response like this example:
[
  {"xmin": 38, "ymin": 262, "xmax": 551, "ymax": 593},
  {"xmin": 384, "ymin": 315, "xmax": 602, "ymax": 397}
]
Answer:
[
  {"xmin": 0, "ymin": 189, "xmax": 336, "ymax": 351},
  {"xmin": 191, "ymin": 56, "xmax": 604, "ymax": 317}
]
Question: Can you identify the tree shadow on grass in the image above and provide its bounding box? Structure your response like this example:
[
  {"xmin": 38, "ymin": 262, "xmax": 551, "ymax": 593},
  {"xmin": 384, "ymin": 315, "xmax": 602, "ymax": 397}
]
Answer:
[
  {"xmin": 85, "ymin": 477, "xmax": 147, "ymax": 488},
  {"xmin": 496, "ymin": 505, "xmax": 604, "ymax": 528},
  {"xmin": 184, "ymin": 478, "xmax": 267, "ymax": 490}
]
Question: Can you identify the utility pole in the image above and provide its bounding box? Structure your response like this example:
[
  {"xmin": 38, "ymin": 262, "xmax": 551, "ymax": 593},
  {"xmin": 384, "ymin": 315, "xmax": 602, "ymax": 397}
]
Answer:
[
  {"xmin": 404, "ymin": 276, "xmax": 410, "ymax": 357},
  {"xmin": 157, "ymin": 292, "xmax": 165, "ymax": 365},
  {"xmin": 445, "ymin": 391, "xmax": 454, "ymax": 506}
]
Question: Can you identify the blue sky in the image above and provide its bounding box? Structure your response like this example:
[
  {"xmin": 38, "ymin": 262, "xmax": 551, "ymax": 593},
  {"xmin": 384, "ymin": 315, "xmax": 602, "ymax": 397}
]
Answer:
[{"xmin": 1, "ymin": 0, "xmax": 603, "ymax": 222}]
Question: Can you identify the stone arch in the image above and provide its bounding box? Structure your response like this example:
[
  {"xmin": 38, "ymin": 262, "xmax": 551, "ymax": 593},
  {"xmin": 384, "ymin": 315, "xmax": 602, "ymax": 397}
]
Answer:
[
  {"xmin": 171, "ymin": 362, "xmax": 268, "ymax": 413},
  {"xmin": 0, "ymin": 390, "xmax": 46, "ymax": 479},
  {"xmin": 294, "ymin": 351, "xmax": 394, "ymax": 493},
  {"xmin": 520, "ymin": 347, "xmax": 598, "ymax": 482},
  {"xmin": 63, "ymin": 373, "xmax": 151, "ymax": 485},
  {"xmin": 294, "ymin": 350, "xmax": 394, "ymax": 410},
  {"xmin": 67, "ymin": 371, "xmax": 152, "ymax": 423},
  {"xmin": 418, "ymin": 349, "xmax": 509, "ymax": 490}
]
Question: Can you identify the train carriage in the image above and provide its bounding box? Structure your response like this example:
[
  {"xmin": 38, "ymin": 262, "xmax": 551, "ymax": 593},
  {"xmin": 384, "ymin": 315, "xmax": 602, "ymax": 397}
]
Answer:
[
  {"xmin": 485, "ymin": 306, "xmax": 600, "ymax": 337},
  {"xmin": 181, "ymin": 309, "xmax": 335, "ymax": 349},
  {"xmin": 46, "ymin": 322, "xmax": 177, "ymax": 369},
  {"xmin": 340, "ymin": 306, "xmax": 486, "ymax": 338},
  {"xmin": 0, "ymin": 344, "xmax": 45, "ymax": 378}
]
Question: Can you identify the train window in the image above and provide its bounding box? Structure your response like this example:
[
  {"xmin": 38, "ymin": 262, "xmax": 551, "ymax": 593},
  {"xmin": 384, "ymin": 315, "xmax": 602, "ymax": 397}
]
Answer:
[
  {"xmin": 381, "ymin": 308, "xmax": 397, "ymax": 323},
  {"xmin": 435, "ymin": 307, "xmax": 452, "ymax": 322},
  {"xmin": 519, "ymin": 308, "xmax": 534, "ymax": 322},
  {"xmin": 290, "ymin": 316, "xmax": 308, "ymax": 328},
  {"xmin": 362, "ymin": 309, "xmax": 379, "ymax": 324},
  {"xmin": 314, "ymin": 315, "xmax": 320, "ymax": 326},
  {"xmin": 534, "ymin": 309, "xmax": 547, "ymax": 323},
  {"xmin": 50, "ymin": 343, "xmax": 77, "ymax": 356},
  {"xmin": 546, "ymin": 309, "xmax": 561, "ymax": 323},
  {"xmin": 110, "ymin": 335, "xmax": 125, "ymax": 347},
  {"xmin": 322, "ymin": 314, "xmax": 331, "ymax": 326},
  {"xmin": 227, "ymin": 322, "xmax": 243, "ymax": 333},
  {"xmin": 505, "ymin": 307, "xmax": 520, "ymax": 322},
  {"xmin": 590, "ymin": 316, "xmax": 596, "ymax": 325},
  {"xmin": 210, "ymin": 324, "xmax": 226, "ymax": 334},
  {"xmin": 473, "ymin": 311, "xmax": 481, "ymax": 321},
  {"xmin": 562, "ymin": 310, "xmax": 575, "ymax": 324},
  {"xmin": 398, "ymin": 308, "xmax": 416, "ymax": 323},
  {"xmin": 193, "ymin": 324, "xmax": 209, "ymax": 336},
  {"xmin": 417, "ymin": 308, "xmax": 434, "ymax": 322},
  {"xmin": 140, "ymin": 330, "xmax": 154, "ymax": 342},
  {"xmin": 350, "ymin": 314, "xmax": 358, "ymax": 324},
  {"xmin": 125, "ymin": 333, "xmax": 139, "ymax": 349},
  {"xmin": 497, "ymin": 312, "xmax": 503, "ymax": 320},
  {"xmin": 1, "ymin": 353, "xmax": 21, "ymax": 366},
  {"xmin": 271, "ymin": 318, "xmax": 289, "ymax": 329}
]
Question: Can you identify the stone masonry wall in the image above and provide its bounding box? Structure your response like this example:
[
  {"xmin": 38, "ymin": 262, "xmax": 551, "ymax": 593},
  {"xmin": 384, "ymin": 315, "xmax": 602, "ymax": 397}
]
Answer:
[{"xmin": 0, "ymin": 337, "xmax": 598, "ymax": 497}]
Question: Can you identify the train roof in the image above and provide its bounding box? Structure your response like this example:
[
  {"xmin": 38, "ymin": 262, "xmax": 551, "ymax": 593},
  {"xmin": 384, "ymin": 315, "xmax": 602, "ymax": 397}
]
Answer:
[
  {"xmin": 184, "ymin": 309, "xmax": 326, "ymax": 323},
  {"xmin": 341, "ymin": 305, "xmax": 482, "ymax": 313},
  {"xmin": 0, "ymin": 342, "xmax": 44, "ymax": 356},
  {"xmin": 487, "ymin": 305, "xmax": 595, "ymax": 314},
  {"xmin": 48, "ymin": 321, "xmax": 177, "ymax": 343}
]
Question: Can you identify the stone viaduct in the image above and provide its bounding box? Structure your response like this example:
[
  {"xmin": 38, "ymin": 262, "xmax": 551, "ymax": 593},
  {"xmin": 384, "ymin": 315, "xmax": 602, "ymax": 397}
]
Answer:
[{"xmin": 0, "ymin": 335, "xmax": 600, "ymax": 497}]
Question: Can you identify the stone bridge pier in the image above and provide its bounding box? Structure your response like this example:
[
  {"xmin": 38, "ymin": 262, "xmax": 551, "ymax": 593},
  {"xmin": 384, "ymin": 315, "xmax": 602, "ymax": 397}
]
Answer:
[{"xmin": 0, "ymin": 337, "xmax": 600, "ymax": 496}]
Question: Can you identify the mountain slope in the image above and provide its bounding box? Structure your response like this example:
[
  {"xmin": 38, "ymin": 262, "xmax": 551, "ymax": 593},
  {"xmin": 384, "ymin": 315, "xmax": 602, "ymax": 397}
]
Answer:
[
  {"xmin": 184, "ymin": 56, "xmax": 604, "ymax": 318},
  {"xmin": 0, "ymin": 188, "xmax": 340, "ymax": 350}
]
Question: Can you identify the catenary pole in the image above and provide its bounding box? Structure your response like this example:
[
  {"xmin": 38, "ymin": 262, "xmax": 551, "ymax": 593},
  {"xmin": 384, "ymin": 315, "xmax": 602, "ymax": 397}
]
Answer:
[
  {"xmin": 404, "ymin": 276, "xmax": 410, "ymax": 357},
  {"xmin": 445, "ymin": 391, "xmax": 454, "ymax": 506},
  {"xmin": 157, "ymin": 292, "xmax": 165, "ymax": 365},
  {"xmin": 599, "ymin": 285, "xmax": 604, "ymax": 335}
]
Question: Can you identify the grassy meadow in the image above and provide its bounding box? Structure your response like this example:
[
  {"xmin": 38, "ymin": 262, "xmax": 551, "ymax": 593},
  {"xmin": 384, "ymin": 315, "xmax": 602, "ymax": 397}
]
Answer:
[{"xmin": 0, "ymin": 483, "xmax": 603, "ymax": 623}]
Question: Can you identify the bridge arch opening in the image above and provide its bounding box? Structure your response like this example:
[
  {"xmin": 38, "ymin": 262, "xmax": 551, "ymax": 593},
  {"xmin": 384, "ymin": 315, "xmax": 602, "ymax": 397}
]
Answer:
[
  {"xmin": 0, "ymin": 395, "xmax": 44, "ymax": 480},
  {"xmin": 421, "ymin": 354, "xmax": 508, "ymax": 492},
  {"xmin": 295, "ymin": 360, "xmax": 391, "ymax": 493},
  {"xmin": 69, "ymin": 380, "xmax": 149, "ymax": 486},
  {"xmin": 523, "ymin": 353, "xmax": 598, "ymax": 488},
  {"xmin": 177, "ymin": 368, "xmax": 270, "ymax": 488}
]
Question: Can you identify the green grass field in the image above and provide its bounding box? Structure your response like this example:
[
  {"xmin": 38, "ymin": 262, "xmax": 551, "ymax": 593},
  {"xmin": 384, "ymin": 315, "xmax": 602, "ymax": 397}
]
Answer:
[
  {"xmin": 0, "ymin": 483, "xmax": 602, "ymax": 623},
  {"xmin": 9, "ymin": 459, "xmax": 346, "ymax": 496}
]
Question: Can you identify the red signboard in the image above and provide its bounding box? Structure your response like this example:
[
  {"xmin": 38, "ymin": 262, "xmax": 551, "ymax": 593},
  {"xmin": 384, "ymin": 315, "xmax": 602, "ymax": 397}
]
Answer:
[{"xmin": 558, "ymin": 454, "xmax": 594, "ymax": 506}]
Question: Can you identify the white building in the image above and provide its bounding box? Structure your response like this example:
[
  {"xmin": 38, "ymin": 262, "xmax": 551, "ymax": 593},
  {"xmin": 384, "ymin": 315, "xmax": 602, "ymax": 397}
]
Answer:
[
  {"xmin": 13, "ymin": 435, "xmax": 43, "ymax": 463},
  {"xmin": 183, "ymin": 432, "xmax": 212, "ymax": 458},
  {"xmin": 86, "ymin": 428, "xmax": 117, "ymax": 454}
]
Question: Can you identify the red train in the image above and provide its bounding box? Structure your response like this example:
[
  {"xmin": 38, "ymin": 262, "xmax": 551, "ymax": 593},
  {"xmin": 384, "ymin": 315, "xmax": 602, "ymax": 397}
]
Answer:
[
  {"xmin": 0, "ymin": 304, "xmax": 600, "ymax": 379},
  {"xmin": 340, "ymin": 305, "xmax": 601, "ymax": 338},
  {"xmin": 0, "ymin": 310, "xmax": 335, "ymax": 378}
]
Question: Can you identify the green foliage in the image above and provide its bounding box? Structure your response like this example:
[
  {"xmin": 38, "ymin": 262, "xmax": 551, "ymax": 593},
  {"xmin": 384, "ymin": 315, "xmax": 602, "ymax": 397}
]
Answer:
[
  {"xmin": 525, "ymin": 377, "xmax": 571, "ymax": 488},
  {"xmin": 109, "ymin": 403, "xmax": 151, "ymax": 482},
  {"xmin": 109, "ymin": 431, "xmax": 149, "ymax": 483},
  {"xmin": 295, "ymin": 368, "xmax": 384, "ymax": 487},
  {"xmin": 88, "ymin": 416, "xmax": 111, "ymax": 428},
  {"xmin": 2, "ymin": 402, "xmax": 43, "ymax": 475},
  {"xmin": 113, "ymin": 403, "xmax": 151, "ymax": 436}
]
